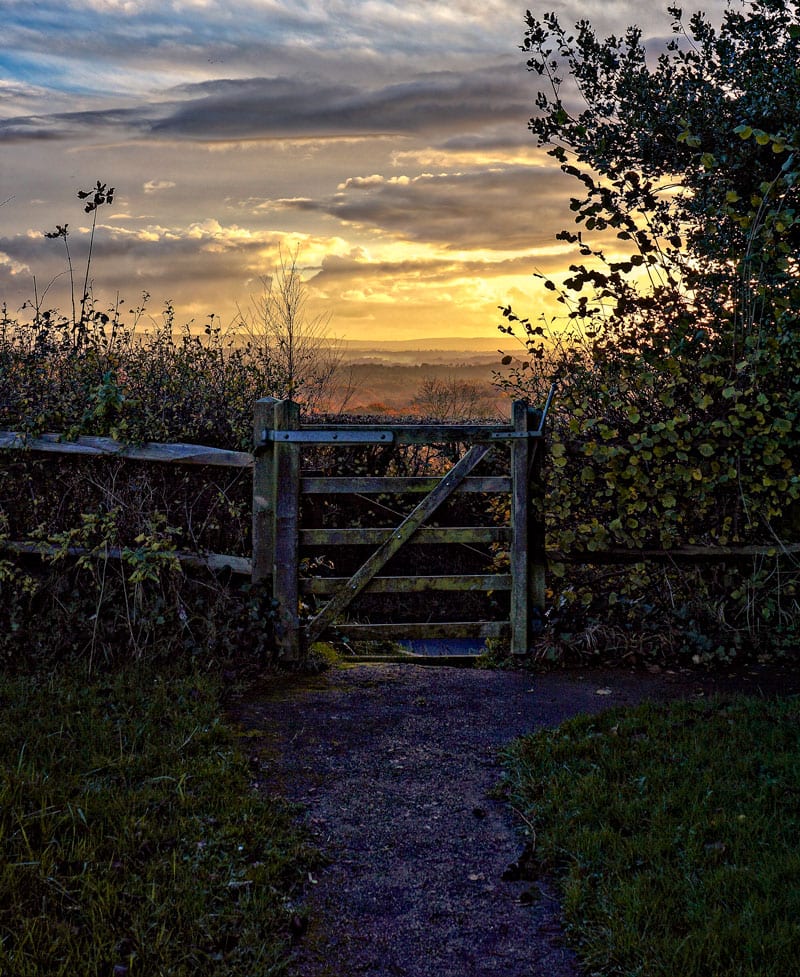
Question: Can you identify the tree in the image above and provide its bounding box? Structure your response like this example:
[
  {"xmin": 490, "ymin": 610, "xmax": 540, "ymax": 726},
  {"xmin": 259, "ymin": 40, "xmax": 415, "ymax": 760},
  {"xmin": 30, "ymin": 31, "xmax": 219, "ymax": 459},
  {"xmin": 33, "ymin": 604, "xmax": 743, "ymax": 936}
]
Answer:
[
  {"xmin": 237, "ymin": 247, "xmax": 349, "ymax": 413},
  {"xmin": 411, "ymin": 375, "xmax": 497, "ymax": 421},
  {"xmin": 518, "ymin": 0, "xmax": 799, "ymax": 348},
  {"xmin": 499, "ymin": 0, "xmax": 800, "ymax": 659}
]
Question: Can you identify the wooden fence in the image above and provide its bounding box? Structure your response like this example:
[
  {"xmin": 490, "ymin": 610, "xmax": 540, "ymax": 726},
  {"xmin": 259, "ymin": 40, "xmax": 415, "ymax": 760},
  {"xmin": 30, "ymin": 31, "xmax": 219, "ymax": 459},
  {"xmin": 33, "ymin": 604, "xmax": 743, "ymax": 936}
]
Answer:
[
  {"xmin": 0, "ymin": 395, "xmax": 550, "ymax": 661},
  {"xmin": 4, "ymin": 392, "xmax": 800, "ymax": 661}
]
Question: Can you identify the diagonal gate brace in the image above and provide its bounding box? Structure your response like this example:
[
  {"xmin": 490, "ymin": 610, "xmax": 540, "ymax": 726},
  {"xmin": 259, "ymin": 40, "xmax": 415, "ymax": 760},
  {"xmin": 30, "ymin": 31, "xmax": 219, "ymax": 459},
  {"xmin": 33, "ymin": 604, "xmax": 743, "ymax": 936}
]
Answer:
[{"xmin": 305, "ymin": 442, "xmax": 493, "ymax": 645}]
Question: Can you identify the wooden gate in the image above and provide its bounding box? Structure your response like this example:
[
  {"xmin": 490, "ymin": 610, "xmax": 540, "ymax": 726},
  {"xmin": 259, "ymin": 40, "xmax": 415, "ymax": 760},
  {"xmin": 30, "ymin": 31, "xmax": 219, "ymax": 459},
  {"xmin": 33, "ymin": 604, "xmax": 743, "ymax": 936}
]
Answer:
[{"xmin": 252, "ymin": 396, "xmax": 551, "ymax": 660}]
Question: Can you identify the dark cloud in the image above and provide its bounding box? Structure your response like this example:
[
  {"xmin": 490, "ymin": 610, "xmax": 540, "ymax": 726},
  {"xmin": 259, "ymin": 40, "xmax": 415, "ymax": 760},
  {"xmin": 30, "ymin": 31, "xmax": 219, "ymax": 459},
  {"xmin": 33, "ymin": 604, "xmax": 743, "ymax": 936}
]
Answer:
[
  {"xmin": 0, "ymin": 223, "xmax": 278, "ymax": 307},
  {"xmin": 0, "ymin": 123, "xmax": 68, "ymax": 142},
  {"xmin": 312, "ymin": 250, "xmax": 564, "ymax": 286},
  {"xmin": 0, "ymin": 105, "xmax": 161, "ymax": 143},
  {"xmin": 153, "ymin": 65, "xmax": 531, "ymax": 140},
  {"xmin": 283, "ymin": 165, "xmax": 571, "ymax": 251},
  {"xmin": 0, "ymin": 63, "xmax": 533, "ymax": 145}
]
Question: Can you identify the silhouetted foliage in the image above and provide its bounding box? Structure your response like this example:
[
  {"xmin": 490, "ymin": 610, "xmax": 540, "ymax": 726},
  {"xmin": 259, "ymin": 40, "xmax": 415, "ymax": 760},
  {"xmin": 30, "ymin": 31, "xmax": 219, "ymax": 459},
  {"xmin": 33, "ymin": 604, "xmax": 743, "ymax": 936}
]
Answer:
[{"xmin": 497, "ymin": 0, "xmax": 800, "ymax": 662}]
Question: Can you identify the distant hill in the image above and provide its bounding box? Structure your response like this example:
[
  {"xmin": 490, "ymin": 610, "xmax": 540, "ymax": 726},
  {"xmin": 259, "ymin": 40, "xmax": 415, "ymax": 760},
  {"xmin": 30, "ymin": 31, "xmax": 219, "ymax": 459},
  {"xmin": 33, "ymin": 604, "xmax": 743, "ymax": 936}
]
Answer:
[{"xmin": 336, "ymin": 336, "xmax": 510, "ymax": 354}]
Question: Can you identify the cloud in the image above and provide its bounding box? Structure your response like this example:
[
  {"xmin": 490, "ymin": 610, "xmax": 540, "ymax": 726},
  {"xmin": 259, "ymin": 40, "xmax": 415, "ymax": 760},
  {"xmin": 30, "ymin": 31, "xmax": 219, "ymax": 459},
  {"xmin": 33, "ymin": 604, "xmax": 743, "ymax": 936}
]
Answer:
[
  {"xmin": 0, "ymin": 60, "xmax": 533, "ymax": 146},
  {"xmin": 281, "ymin": 164, "xmax": 572, "ymax": 251},
  {"xmin": 143, "ymin": 180, "xmax": 176, "ymax": 193},
  {"xmin": 0, "ymin": 105, "xmax": 154, "ymax": 142},
  {"xmin": 0, "ymin": 250, "xmax": 30, "ymax": 276},
  {"xmin": 150, "ymin": 65, "xmax": 531, "ymax": 142},
  {"xmin": 2, "ymin": 0, "xmax": 675, "ymax": 340},
  {"xmin": 312, "ymin": 249, "xmax": 569, "ymax": 289}
]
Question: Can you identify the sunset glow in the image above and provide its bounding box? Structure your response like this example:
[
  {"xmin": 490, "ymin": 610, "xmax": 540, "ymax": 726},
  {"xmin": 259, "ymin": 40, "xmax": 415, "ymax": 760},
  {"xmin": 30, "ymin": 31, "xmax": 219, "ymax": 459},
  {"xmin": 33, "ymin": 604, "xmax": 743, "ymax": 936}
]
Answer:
[{"xmin": 0, "ymin": 1, "xmax": 720, "ymax": 343}]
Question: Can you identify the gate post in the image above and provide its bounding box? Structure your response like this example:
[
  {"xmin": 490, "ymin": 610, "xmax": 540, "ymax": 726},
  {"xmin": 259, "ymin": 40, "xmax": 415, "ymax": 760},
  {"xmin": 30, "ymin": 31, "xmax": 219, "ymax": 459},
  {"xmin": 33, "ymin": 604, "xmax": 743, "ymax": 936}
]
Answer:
[
  {"xmin": 529, "ymin": 408, "xmax": 547, "ymax": 629},
  {"xmin": 272, "ymin": 399, "xmax": 302, "ymax": 660},
  {"xmin": 509, "ymin": 400, "xmax": 545, "ymax": 655},
  {"xmin": 252, "ymin": 397, "xmax": 278, "ymax": 585}
]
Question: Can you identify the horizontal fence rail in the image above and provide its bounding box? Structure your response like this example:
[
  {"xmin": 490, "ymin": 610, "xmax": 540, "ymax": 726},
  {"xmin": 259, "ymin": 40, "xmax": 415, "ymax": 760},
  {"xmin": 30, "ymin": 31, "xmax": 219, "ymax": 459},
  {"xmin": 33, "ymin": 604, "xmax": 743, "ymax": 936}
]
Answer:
[
  {"xmin": 301, "ymin": 476, "xmax": 511, "ymax": 494},
  {"xmin": 0, "ymin": 538, "xmax": 252, "ymax": 577},
  {"xmin": 550, "ymin": 544, "xmax": 800, "ymax": 563},
  {"xmin": 0, "ymin": 430, "xmax": 253, "ymax": 468}
]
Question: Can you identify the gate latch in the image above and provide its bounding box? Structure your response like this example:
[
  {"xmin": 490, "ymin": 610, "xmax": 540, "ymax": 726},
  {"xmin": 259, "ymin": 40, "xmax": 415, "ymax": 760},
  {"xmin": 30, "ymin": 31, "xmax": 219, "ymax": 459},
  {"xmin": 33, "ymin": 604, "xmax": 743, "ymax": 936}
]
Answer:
[{"xmin": 487, "ymin": 384, "xmax": 556, "ymax": 440}]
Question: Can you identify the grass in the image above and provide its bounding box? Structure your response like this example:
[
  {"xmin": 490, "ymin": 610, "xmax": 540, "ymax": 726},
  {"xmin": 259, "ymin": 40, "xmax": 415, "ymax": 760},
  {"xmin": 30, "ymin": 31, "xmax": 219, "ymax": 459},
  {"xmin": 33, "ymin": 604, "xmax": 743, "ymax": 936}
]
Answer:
[
  {"xmin": 0, "ymin": 666, "xmax": 315, "ymax": 977},
  {"xmin": 503, "ymin": 694, "xmax": 800, "ymax": 977}
]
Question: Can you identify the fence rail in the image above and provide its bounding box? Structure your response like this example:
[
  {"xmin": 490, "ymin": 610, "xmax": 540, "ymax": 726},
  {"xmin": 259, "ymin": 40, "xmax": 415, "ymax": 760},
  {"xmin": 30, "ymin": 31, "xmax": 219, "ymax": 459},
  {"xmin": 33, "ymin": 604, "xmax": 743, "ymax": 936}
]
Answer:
[{"xmin": 0, "ymin": 430, "xmax": 253, "ymax": 468}]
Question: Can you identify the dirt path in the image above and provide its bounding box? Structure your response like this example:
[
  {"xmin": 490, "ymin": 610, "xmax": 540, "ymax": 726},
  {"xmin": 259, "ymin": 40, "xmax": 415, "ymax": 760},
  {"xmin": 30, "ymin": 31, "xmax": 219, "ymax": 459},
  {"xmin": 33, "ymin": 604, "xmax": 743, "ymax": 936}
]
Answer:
[{"xmin": 230, "ymin": 662, "xmax": 740, "ymax": 977}]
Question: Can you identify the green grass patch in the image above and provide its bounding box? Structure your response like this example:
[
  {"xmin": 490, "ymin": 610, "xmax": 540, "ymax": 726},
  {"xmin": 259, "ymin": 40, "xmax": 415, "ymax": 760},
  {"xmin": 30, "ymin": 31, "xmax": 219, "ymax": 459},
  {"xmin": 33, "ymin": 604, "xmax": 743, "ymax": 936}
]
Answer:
[
  {"xmin": 0, "ymin": 667, "xmax": 315, "ymax": 976},
  {"xmin": 504, "ymin": 695, "xmax": 800, "ymax": 977}
]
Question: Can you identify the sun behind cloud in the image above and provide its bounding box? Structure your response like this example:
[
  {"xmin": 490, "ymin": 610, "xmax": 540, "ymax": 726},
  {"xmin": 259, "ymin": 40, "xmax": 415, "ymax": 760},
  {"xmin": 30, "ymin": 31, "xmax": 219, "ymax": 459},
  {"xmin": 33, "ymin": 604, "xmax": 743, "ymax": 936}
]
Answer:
[{"xmin": 0, "ymin": 0, "xmax": 710, "ymax": 342}]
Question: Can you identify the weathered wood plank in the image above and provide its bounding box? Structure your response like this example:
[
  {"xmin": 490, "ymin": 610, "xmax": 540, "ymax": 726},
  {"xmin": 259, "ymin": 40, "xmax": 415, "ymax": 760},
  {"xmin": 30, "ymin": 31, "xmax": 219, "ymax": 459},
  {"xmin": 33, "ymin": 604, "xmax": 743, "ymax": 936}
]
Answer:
[
  {"xmin": 305, "ymin": 442, "xmax": 493, "ymax": 644},
  {"xmin": 324, "ymin": 621, "xmax": 510, "ymax": 640},
  {"xmin": 300, "ymin": 574, "xmax": 512, "ymax": 594},
  {"xmin": 301, "ymin": 475, "xmax": 511, "ymax": 494},
  {"xmin": 1, "ymin": 539, "xmax": 251, "ymax": 575},
  {"xmin": 252, "ymin": 398, "xmax": 278, "ymax": 584},
  {"xmin": 528, "ymin": 410, "xmax": 547, "ymax": 629},
  {"xmin": 509, "ymin": 401, "xmax": 533, "ymax": 655},
  {"xmin": 272, "ymin": 400, "xmax": 302, "ymax": 659},
  {"xmin": 0, "ymin": 430, "xmax": 254, "ymax": 468},
  {"xmin": 299, "ymin": 526, "xmax": 512, "ymax": 546},
  {"xmin": 550, "ymin": 544, "xmax": 800, "ymax": 563}
]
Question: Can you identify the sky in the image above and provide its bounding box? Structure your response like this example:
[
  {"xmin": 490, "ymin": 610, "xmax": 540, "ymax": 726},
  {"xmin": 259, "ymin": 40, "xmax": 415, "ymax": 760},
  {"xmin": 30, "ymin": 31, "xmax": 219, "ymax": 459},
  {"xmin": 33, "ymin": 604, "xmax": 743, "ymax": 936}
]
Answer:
[{"xmin": 0, "ymin": 0, "xmax": 720, "ymax": 343}]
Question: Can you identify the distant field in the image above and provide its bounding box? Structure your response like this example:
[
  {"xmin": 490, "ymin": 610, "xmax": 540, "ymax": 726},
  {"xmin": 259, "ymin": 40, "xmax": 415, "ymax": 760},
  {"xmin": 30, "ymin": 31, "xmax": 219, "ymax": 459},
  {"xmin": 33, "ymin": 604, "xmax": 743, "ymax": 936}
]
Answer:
[
  {"xmin": 333, "ymin": 356, "xmax": 507, "ymax": 414},
  {"xmin": 215, "ymin": 333, "xmax": 520, "ymax": 413},
  {"xmin": 336, "ymin": 335, "xmax": 515, "ymax": 358}
]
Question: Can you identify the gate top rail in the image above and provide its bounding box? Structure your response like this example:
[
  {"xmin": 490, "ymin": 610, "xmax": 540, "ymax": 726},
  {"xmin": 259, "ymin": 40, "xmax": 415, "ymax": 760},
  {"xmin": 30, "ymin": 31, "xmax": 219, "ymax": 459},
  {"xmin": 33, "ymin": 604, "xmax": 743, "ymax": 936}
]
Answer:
[
  {"xmin": 256, "ymin": 385, "xmax": 556, "ymax": 447},
  {"xmin": 257, "ymin": 422, "xmax": 523, "ymax": 447}
]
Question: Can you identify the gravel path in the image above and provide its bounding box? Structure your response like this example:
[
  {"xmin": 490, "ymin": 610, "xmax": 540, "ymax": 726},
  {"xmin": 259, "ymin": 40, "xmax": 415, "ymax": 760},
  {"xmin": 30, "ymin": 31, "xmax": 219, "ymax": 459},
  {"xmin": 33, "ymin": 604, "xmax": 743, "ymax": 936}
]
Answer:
[{"xmin": 230, "ymin": 662, "xmax": 725, "ymax": 977}]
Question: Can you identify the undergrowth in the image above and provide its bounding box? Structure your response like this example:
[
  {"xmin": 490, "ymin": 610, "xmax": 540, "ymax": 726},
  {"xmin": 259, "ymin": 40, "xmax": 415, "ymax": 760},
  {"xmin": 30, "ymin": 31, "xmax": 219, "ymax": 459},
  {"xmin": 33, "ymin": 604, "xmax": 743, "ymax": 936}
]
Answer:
[{"xmin": 0, "ymin": 665, "xmax": 316, "ymax": 977}]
